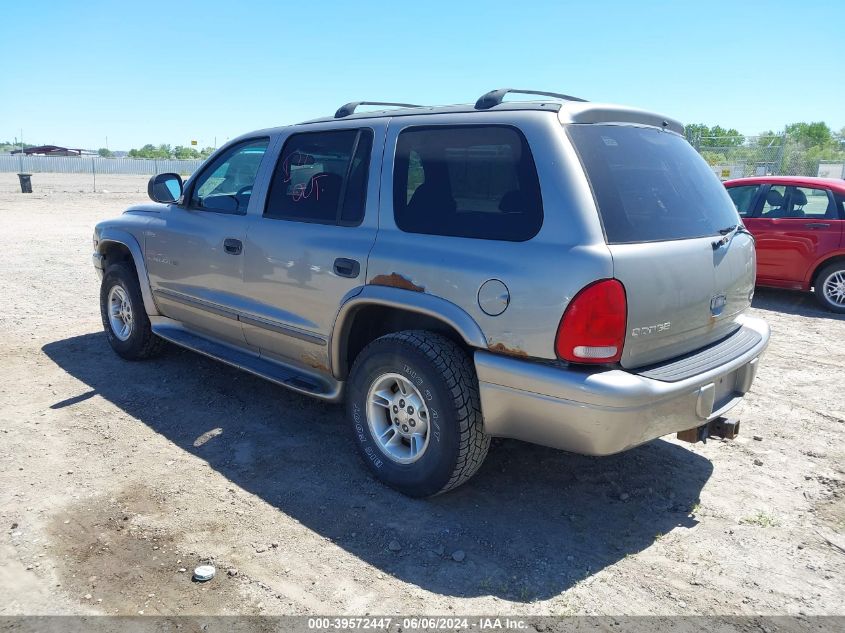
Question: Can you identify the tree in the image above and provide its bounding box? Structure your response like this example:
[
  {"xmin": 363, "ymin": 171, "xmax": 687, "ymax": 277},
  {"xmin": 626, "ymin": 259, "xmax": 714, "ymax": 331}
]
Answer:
[
  {"xmin": 684, "ymin": 123, "xmax": 744, "ymax": 148},
  {"xmin": 98, "ymin": 147, "xmax": 114, "ymax": 158},
  {"xmin": 706, "ymin": 125, "xmax": 744, "ymax": 147},
  {"xmin": 686, "ymin": 121, "xmax": 843, "ymax": 177},
  {"xmin": 0, "ymin": 140, "xmax": 35, "ymax": 153},
  {"xmin": 756, "ymin": 130, "xmax": 782, "ymax": 146},
  {"xmin": 128, "ymin": 144, "xmax": 155, "ymax": 158},
  {"xmin": 123, "ymin": 143, "xmax": 215, "ymax": 160},
  {"xmin": 173, "ymin": 145, "xmax": 200, "ymax": 159},
  {"xmin": 778, "ymin": 122, "xmax": 844, "ymax": 176},
  {"xmin": 784, "ymin": 122, "xmax": 833, "ymax": 148},
  {"xmin": 127, "ymin": 143, "xmax": 172, "ymax": 159},
  {"xmin": 684, "ymin": 123, "xmax": 709, "ymax": 144}
]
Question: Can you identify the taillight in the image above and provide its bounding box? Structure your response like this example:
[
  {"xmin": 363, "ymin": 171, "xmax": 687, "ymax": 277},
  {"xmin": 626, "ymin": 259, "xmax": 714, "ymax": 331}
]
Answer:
[{"xmin": 555, "ymin": 279, "xmax": 627, "ymax": 364}]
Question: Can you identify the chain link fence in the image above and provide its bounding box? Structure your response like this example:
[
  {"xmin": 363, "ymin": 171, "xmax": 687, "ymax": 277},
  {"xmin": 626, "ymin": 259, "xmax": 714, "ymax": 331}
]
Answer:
[{"xmin": 687, "ymin": 133, "xmax": 845, "ymax": 180}]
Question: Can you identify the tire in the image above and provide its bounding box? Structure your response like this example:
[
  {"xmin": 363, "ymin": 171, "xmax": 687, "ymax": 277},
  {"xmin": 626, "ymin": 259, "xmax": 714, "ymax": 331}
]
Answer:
[
  {"xmin": 347, "ymin": 330, "xmax": 490, "ymax": 497},
  {"xmin": 813, "ymin": 262, "xmax": 845, "ymax": 313},
  {"xmin": 99, "ymin": 262, "xmax": 165, "ymax": 360}
]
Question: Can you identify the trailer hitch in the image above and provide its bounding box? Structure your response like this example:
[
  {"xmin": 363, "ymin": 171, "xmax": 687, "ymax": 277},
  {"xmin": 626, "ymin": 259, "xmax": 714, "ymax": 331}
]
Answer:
[
  {"xmin": 709, "ymin": 417, "xmax": 740, "ymax": 440},
  {"xmin": 677, "ymin": 417, "xmax": 740, "ymax": 444}
]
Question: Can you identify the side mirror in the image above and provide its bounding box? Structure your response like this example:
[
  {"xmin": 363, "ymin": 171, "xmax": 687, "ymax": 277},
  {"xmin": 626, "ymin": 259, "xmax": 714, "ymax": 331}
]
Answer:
[{"xmin": 148, "ymin": 173, "xmax": 183, "ymax": 204}]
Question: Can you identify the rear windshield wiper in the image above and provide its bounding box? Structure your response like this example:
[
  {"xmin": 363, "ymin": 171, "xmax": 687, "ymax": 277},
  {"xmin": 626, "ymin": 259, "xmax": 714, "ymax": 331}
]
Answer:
[{"xmin": 713, "ymin": 224, "xmax": 752, "ymax": 249}]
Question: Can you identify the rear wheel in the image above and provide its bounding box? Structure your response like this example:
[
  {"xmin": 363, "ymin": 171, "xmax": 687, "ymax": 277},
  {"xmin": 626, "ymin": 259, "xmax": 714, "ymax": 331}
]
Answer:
[
  {"xmin": 347, "ymin": 330, "xmax": 490, "ymax": 497},
  {"xmin": 814, "ymin": 262, "xmax": 845, "ymax": 313},
  {"xmin": 100, "ymin": 262, "xmax": 165, "ymax": 359}
]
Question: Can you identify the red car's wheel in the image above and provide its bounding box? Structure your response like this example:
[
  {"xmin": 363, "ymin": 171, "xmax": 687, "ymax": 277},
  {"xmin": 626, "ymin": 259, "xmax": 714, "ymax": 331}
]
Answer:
[{"xmin": 815, "ymin": 262, "xmax": 845, "ymax": 313}]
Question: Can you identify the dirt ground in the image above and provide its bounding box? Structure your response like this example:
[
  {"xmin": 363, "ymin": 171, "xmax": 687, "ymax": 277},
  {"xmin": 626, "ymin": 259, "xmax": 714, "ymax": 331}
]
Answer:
[{"xmin": 1, "ymin": 173, "xmax": 843, "ymax": 616}]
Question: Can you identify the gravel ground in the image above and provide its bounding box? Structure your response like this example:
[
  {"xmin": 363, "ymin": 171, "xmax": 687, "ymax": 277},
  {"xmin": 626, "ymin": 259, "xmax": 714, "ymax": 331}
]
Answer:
[{"xmin": 1, "ymin": 173, "xmax": 843, "ymax": 616}]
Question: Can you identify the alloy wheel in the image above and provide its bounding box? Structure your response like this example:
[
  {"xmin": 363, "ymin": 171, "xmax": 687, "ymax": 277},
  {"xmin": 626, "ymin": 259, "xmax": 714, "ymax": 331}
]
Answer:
[
  {"xmin": 365, "ymin": 373, "xmax": 431, "ymax": 464},
  {"xmin": 107, "ymin": 284, "xmax": 134, "ymax": 341}
]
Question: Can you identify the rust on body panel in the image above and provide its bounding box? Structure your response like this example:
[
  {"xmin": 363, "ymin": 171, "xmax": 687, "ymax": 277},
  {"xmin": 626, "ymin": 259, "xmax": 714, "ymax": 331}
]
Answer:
[
  {"xmin": 368, "ymin": 272, "xmax": 425, "ymax": 293},
  {"xmin": 487, "ymin": 342, "xmax": 529, "ymax": 358},
  {"xmin": 301, "ymin": 352, "xmax": 330, "ymax": 373}
]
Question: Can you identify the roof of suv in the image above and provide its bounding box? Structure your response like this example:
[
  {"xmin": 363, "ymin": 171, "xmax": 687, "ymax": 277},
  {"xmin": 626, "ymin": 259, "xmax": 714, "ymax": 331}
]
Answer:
[
  {"xmin": 298, "ymin": 101, "xmax": 564, "ymax": 125},
  {"xmin": 294, "ymin": 88, "xmax": 685, "ymax": 134}
]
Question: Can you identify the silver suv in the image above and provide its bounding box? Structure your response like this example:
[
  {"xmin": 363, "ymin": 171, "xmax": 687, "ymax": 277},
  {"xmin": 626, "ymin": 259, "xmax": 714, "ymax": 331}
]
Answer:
[{"xmin": 93, "ymin": 89, "xmax": 770, "ymax": 497}]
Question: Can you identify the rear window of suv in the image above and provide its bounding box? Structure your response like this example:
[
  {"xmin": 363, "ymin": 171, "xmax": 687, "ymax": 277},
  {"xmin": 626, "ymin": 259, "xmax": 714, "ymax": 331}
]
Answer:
[
  {"xmin": 393, "ymin": 125, "xmax": 543, "ymax": 241},
  {"xmin": 568, "ymin": 124, "xmax": 740, "ymax": 244}
]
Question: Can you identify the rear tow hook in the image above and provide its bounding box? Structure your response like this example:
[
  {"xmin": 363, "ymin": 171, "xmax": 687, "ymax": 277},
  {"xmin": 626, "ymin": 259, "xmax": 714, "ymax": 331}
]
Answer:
[{"xmin": 677, "ymin": 417, "xmax": 740, "ymax": 444}]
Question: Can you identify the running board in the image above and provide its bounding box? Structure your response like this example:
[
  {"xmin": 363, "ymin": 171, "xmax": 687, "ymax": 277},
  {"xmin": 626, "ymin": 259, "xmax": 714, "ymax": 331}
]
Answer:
[{"xmin": 152, "ymin": 325, "xmax": 342, "ymax": 401}]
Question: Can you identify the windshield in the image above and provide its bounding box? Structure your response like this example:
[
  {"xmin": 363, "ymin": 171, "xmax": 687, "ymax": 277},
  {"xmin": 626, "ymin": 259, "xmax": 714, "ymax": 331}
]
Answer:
[{"xmin": 567, "ymin": 124, "xmax": 740, "ymax": 244}]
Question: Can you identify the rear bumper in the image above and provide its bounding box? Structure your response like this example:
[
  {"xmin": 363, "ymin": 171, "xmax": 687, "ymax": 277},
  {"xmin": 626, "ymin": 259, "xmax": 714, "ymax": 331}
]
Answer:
[{"xmin": 475, "ymin": 315, "xmax": 770, "ymax": 455}]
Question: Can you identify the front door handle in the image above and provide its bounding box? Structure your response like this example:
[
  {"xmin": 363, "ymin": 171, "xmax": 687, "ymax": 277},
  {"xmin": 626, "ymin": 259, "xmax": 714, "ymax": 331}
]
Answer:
[
  {"xmin": 804, "ymin": 222, "xmax": 831, "ymax": 229},
  {"xmin": 333, "ymin": 257, "xmax": 360, "ymax": 278},
  {"xmin": 223, "ymin": 238, "xmax": 243, "ymax": 255}
]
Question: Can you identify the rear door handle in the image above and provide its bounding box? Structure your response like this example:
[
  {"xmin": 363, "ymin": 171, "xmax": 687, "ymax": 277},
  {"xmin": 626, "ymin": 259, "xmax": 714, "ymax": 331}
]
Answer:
[
  {"xmin": 804, "ymin": 222, "xmax": 831, "ymax": 229},
  {"xmin": 333, "ymin": 257, "xmax": 360, "ymax": 278},
  {"xmin": 223, "ymin": 238, "xmax": 243, "ymax": 255}
]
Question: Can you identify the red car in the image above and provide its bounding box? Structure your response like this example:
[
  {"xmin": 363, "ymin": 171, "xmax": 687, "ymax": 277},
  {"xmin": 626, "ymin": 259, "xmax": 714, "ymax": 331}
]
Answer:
[{"xmin": 724, "ymin": 176, "xmax": 845, "ymax": 312}]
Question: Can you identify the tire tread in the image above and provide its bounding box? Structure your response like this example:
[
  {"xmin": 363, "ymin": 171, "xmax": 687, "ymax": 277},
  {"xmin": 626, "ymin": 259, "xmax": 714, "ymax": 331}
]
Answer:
[
  {"xmin": 101, "ymin": 262, "xmax": 166, "ymax": 360},
  {"xmin": 355, "ymin": 330, "xmax": 490, "ymax": 495}
]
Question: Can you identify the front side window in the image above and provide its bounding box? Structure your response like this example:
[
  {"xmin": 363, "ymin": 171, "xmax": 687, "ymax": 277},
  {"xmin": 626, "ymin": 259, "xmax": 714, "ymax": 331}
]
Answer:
[
  {"xmin": 190, "ymin": 138, "xmax": 269, "ymax": 214},
  {"xmin": 568, "ymin": 124, "xmax": 740, "ymax": 244},
  {"xmin": 727, "ymin": 185, "xmax": 761, "ymax": 217},
  {"xmin": 264, "ymin": 129, "xmax": 373, "ymax": 225},
  {"xmin": 393, "ymin": 125, "xmax": 543, "ymax": 241}
]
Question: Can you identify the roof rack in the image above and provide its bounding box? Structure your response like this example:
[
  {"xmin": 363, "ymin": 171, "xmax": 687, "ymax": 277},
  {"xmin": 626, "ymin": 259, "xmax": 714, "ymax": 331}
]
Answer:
[
  {"xmin": 335, "ymin": 101, "xmax": 422, "ymax": 118},
  {"xmin": 474, "ymin": 88, "xmax": 588, "ymax": 110}
]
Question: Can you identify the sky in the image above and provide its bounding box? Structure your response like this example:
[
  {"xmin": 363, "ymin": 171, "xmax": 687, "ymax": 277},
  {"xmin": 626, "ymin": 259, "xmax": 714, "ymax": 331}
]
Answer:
[{"xmin": 1, "ymin": 0, "xmax": 843, "ymax": 150}]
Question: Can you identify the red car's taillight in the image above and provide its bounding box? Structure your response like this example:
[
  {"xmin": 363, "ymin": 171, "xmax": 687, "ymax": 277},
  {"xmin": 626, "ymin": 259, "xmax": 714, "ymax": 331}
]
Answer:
[{"xmin": 555, "ymin": 279, "xmax": 627, "ymax": 364}]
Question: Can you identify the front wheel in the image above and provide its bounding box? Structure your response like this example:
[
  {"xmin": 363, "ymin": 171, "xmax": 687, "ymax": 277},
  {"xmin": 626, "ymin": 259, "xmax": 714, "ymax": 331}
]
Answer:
[
  {"xmin": 814, "ymin": 262, "xmax": 845, "ymax": 313},
  {"xmin": 347, "ymin": 330, "xmax": 490, "ymax": 497},
  {"xmin": 100, "ymin": 262, "xmax": 165, "ymax": 360}
]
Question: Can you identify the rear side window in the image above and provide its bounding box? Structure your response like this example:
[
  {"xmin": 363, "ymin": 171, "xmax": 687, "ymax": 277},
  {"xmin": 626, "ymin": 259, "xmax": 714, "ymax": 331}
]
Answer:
[
  {"xmin": 568, "ymin": 125, "xmax": 740, "ymax": 244},
  {"xmin": 264, "ymin": 129, "xmax": 373, "ymax": 225},
  {"xmin": 393, "ymin": 125, "xmax": 543, "ymax": 241},
  {"xmin": 787, "ymin": 186, "xmax": 835, "ymax": 218},
  {"xmin": 726, "ymin": 185, "xmax": 761, "ymax": 217}
]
